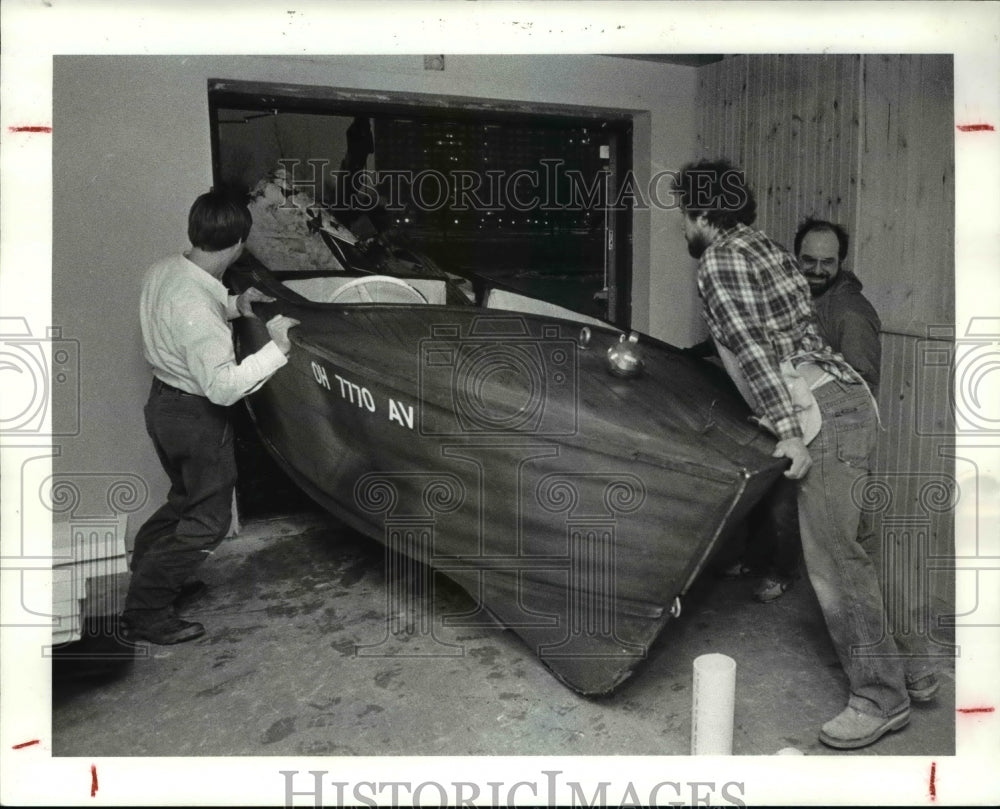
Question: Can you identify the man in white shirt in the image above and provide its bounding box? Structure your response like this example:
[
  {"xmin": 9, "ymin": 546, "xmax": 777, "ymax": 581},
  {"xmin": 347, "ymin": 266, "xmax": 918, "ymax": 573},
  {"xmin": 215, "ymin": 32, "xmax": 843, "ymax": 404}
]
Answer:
[{"xmin": 123, "ymin": 190, "xmax": 299, "ymax": 645}]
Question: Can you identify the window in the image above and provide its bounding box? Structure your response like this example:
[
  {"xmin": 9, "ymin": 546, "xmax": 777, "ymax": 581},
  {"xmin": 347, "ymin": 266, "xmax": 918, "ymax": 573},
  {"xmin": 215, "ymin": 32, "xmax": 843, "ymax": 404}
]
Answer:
[{"xmin": 209, "ymin": 79, "xmax": 633, "ymax": 326}]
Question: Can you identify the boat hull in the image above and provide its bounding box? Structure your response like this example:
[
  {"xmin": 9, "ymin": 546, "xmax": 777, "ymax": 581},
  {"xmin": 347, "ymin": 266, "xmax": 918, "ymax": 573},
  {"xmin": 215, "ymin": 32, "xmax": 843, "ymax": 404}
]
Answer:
[{"xmin": 231, "ymin": 266, "xmax": 786, "ymax": 694}]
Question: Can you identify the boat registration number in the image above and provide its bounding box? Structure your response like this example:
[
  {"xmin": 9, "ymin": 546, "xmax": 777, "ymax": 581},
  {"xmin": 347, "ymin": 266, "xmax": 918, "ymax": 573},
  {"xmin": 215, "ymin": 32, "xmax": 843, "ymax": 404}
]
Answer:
[{"xmin": 311, "ymin": 361, "xmax": 414, "ymax": 430}]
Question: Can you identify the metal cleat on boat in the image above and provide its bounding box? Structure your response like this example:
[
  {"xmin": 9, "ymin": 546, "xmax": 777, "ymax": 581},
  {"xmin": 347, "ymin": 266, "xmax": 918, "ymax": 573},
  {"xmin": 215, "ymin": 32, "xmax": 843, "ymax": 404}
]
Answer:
[{"xmin": 607, "ymin": 331, "xmax": 644, "ymax": 378}]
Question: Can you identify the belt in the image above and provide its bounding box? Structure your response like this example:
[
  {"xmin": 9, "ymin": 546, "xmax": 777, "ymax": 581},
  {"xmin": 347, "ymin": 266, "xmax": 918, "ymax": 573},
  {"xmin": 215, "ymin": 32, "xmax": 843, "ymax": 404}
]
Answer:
[{"xmin": 152, "ymin": 377, "xmax": 201, "ymax": 397}]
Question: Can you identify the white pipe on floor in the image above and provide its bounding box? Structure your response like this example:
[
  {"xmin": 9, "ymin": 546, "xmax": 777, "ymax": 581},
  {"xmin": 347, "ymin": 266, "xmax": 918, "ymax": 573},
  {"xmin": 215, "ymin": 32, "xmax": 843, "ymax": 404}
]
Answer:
[{"xmin": 691, "ymin": 652, "xmax": 736, "ymax": 755}]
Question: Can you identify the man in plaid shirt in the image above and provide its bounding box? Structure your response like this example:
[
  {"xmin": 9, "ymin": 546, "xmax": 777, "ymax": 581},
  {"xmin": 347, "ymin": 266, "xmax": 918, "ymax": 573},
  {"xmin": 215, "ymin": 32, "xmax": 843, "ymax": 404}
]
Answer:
[{"xmin": 674, "ymin": 159, "xmax": 920, "ymax": 749}]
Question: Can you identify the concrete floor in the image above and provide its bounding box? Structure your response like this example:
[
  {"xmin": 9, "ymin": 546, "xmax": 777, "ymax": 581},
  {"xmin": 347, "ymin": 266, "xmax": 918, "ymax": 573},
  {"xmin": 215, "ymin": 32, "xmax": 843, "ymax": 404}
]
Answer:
[{"xmin": 52, "ymin": 510, "xmax": 955, "ymax": 758}]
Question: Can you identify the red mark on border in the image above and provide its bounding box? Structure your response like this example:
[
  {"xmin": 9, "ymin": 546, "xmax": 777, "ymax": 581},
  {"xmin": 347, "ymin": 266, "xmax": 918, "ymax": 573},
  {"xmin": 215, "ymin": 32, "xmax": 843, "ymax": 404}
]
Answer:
[
  {"xmin": 929, "ymin": 761, "xmax": 936, "ymax": 801},
  {"xmin": 91, "ymin": 764, "xmax": 99, "ymax": 797},
  {"xmin": 12, "ymin": 739, "xmax": 40, "ymax": 749},
  {"xmin": 956, "ymin": 123, "xmax": 995, "ymax": 132},
  {"xmin": 957, "ymin": 706, "xmax": 995, "ymax": 713},
  {"xmin": 7, "ymin": 125, "xmax": 52, "ymax": 134}
]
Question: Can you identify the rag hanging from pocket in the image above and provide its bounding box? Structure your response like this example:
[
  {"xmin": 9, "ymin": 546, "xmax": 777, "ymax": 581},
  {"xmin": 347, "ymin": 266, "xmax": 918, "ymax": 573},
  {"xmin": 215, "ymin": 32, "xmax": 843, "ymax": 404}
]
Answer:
[{"xmin": 714, "ymin": 343, "xmax": 825, "ymax": 445}]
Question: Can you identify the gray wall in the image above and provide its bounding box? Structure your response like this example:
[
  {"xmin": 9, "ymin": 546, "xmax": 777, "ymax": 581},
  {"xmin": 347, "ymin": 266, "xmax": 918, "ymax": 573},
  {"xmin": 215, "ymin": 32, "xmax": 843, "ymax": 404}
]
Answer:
[{"xmin": 51, "ymin": 55, "xmax": 698, "ymax": 538}]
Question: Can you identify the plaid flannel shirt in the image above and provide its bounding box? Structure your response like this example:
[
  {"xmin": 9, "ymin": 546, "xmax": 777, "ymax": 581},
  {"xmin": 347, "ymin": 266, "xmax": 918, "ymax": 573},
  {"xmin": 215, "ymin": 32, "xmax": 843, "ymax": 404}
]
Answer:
[{"xmin": 697, "ymin": 224, "xmax": 859, "ymax": 440}]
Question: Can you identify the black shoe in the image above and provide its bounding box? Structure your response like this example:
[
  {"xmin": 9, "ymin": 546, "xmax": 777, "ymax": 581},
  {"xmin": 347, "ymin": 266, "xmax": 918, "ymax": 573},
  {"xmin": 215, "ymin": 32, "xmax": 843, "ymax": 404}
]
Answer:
[
  {"xmin": 173, "ymin": 580, "xmax": 208, "ymax": 610},
  {"xmin": 716, "ymin": 560, "xmax": 752, "ymax": 579},
  {"xmin": 123, "ymin": 615, "xmax": 205, "ymax": 645},
  {"xmin": 753, "ymin": 575, "xmax": 793, "ymax": 603}
]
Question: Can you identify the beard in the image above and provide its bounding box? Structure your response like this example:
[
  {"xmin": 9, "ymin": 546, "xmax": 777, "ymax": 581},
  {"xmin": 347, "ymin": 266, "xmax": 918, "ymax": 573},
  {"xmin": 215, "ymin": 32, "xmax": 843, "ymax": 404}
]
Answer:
[
  {"xmin": 686, "ymin": 233, "xmax": 710, "ymax": 259},
  {"xmin": 805, "ymin": 275, "xmax": 835, "ymax": 296}
]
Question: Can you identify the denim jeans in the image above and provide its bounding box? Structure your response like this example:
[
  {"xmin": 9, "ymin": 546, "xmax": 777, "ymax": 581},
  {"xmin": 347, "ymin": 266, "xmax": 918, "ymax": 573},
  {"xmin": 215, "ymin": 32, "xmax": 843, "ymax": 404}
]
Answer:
[
  {"xmin": 124, "ymin": 380, "xmax": 237, "ymax": 618},
  {"xmin": 797, "ymin": 379, "xmax": 910, "ymax": 718},
  {"xmin": 855, "ymin": 506, "xmax": 937, "ymax": 681}
]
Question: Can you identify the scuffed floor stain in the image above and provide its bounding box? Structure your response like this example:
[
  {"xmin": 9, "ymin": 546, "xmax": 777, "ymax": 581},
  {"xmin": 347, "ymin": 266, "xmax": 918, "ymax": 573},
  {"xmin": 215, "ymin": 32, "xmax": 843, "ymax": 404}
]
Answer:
[
  {"xmin": 202, "ymin": 625, "xmax": 267, "ymax": 646},
  {"xmin": 195, "ymin": 670, "xmax": 256, "ymax": 698},
  {"xmin": 261, "ymin": 716, "xmax": 297, "ymax": 744},
  {"xmin": 358, "ymin": 704, "xmax": 384, "ymax": 719},
  {"xmin": 318, "ymin": 607, "xmax": 346, "ymax": 634},
  {"xmin": 265, "ymin": 599, "xmax": 327, "ymax": 619},
  {"xmin": 659, "ymin": 712, "xmax": 685, "ymax": 734},
  {"xmin": 468, "ymin": 646, "xmax": 502, "ymax": 667},
  {"xmin": 338, "ymin": 559, "xmax": 372, "ymax": 588},
  {"xmin": 374, "ymin": 666, "xmax": 403, "ymax": 689},
  {"xmin": 295, "ymin": 740, "xmax": 357, "ymax": 755},
  {"xmin": 211, "ymin": 651, "xmax": 238, "ymax": 670},
  {"xmin": 265, "ymin": 603, "xmax": 300, "ymax": 618},
  {"xmin": 306, "ymin": 697, "xmax": 342, "ymax": 711},
  {"xmin": 454, "ymin": 633, "xmax": 491, "ymax": 643},
  {"xmin": 330, "ymin": 639, "xmax": 357, "ymax": 657},
  {"xmin": 223, "ymin": 528, "xmax": 379, "ymax": 603},
  {"xmin": 306, "ymin": 713, "xmax": 341, "ymax": 729},
  {"xmin": 318, "ymin": 620, "xmax": 346, "ymax": 635},
  {"xmin": 497, "ymin": 708, "xmax": 527, "ymax": 724}
]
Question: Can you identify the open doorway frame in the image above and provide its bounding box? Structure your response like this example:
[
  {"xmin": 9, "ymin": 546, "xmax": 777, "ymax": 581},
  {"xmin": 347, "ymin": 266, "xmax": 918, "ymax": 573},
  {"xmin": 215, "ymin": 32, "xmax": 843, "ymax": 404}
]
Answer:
[{"xmin": 208, "ymin": 78, "xmax": 634, "ymax": 327}]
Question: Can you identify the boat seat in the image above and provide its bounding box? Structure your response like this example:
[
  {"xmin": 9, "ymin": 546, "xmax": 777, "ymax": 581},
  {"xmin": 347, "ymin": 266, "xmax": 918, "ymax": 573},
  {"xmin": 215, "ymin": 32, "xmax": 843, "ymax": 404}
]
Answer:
[
  {"xmin": 484, "ymin": 288, "xmax": 609, "ymax": 327},
  {"xmin": 284, "ymin": 275, "xmax": 444, "ymax": 304}
]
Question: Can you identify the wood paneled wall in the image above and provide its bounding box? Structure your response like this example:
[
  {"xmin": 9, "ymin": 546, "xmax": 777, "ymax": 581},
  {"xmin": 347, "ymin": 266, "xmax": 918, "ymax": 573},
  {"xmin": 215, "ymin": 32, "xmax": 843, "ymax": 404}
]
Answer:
[
  {"xmin": 856, "ymin": 55, "xmax": 955, "ymax": 336},
  {"xmin": 695, "ymin": 55, "xmax": 956, "ymax": 619},
  {"xmin": 697, "ymin": 54, "xmax": 862, "ymax": 254}
]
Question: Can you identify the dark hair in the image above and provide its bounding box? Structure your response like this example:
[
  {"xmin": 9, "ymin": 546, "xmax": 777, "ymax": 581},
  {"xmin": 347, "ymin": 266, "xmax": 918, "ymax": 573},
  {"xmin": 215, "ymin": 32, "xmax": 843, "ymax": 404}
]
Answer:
[
  {"xmin": 187, "ymin": 189, "xmax": 252, "ymax": 251},
  {"xmin": 793, "ymin": 217, "xmax": 849, "ymax": 262},
  {"xmin": 673, "ymin": 158, "xmax": 757, "ymax": 229}
]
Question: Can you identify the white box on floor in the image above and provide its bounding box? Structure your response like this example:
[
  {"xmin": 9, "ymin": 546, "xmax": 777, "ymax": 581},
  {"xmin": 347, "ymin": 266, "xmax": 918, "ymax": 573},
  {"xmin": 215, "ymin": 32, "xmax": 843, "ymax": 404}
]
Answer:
[{"xmin": 52, "ymin": 514, "xmax": 128, "ymax": 646}]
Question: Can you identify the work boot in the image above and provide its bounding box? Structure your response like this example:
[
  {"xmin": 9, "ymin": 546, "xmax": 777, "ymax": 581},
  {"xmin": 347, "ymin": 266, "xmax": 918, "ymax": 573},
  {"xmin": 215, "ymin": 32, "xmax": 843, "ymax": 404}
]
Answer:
[
  {"xmin": 753, "ymin": 575, "xmax": 793, "ymax": 603},
  {"xmin": 819, "ymin": 706, "xmax": 911, "ymax": 749},
  {"xmin": 906, "ymin": 673, "xmax": 940, "ymax": 703}
]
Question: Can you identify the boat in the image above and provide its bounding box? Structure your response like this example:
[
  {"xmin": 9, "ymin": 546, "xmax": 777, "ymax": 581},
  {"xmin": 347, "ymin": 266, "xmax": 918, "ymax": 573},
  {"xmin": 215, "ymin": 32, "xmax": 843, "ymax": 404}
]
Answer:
[{"xmin": 224, "ymin": 169, "xmax": 787, "ymax": 695}]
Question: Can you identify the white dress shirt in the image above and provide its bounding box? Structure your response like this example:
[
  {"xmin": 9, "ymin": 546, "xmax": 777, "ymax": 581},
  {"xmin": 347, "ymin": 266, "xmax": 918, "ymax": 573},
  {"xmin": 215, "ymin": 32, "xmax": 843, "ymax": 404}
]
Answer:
[{"xmin": 140, "ymin": 253, "xmax": 287, "ymax": 406}]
